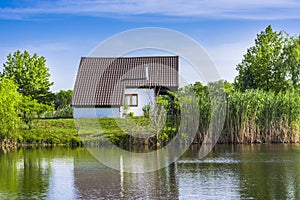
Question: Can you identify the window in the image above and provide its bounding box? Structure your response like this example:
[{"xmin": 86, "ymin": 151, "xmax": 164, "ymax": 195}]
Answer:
[{"xmin": 125, "ymin": 94, "xmax": 138, "ymax": 106}]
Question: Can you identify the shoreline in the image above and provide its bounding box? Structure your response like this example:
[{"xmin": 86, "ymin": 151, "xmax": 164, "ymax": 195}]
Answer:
[
  {"xmin": 1, "ymin": 142, "xmax": 299, "ymax": 154},
  {"xmin": 1, "ymin": 118, "xmax": 299, "ymax": 151}
]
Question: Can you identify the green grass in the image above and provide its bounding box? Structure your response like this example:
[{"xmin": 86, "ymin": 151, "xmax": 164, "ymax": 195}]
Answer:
[
  {"xmin": 16, "ymin": 117, "xmax": 162, "ymax": 146},
  {"xmin": 19, "ymin": 118, "xmax": 81, "ymax": 146},
  {"xmin": 75, "ymin": 117, "xmax": 155, "ymax": 146}
]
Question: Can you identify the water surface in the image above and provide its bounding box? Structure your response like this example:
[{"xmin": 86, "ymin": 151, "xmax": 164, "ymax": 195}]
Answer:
[{"xmin": 1, "ymin": 144, "xmax": 300, "ymax": 199}]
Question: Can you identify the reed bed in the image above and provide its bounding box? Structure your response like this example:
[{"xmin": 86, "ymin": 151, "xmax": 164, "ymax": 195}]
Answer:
[{"xmin": 197, "ymin": 89, "xmax": 300, "ymax": 144}]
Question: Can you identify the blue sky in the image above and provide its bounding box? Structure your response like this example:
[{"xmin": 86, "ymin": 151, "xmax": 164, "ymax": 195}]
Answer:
[{"xmin": 0, "ymin": 0, "xmax": 300, "ymax": 91}]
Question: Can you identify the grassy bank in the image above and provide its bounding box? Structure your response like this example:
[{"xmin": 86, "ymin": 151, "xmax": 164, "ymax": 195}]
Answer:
[
  {"xmin": 2, "ymin": 101, "xmax": 300, "ymax": 149},
  {"xmin": 21, "ymin": 119, "xmax": 81, "ymax": 146},
  {"xmin": 75, "ymin": 116, "xmax": 177, "ymax": 147},
  {"xmin": 1, "ymin": 117, "xmax": 173, "ymax": 148},
  {"xmin": 1, "ymin": 119, "xmax": 81, "ymax": 148}
]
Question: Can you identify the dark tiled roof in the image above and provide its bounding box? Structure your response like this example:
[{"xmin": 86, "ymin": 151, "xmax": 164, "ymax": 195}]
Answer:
[{"xmin": 72, "ymin": 56, "xmax": 179, "ymax": 106}]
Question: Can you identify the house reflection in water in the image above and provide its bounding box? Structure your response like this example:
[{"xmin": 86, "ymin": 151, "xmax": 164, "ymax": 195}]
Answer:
[{"xmin": 73, "ymin": 149, "xmax": 179, "ymax": 199}]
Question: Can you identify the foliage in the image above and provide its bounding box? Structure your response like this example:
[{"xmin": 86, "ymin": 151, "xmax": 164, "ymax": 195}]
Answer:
[
  {"xmin": 166, "ymin": 90, "xmax": 181, "ymax": 116},
  {"xmin": 234, "ymin": 25, "xmax": 292, "ymax": 92},
  {"xmin": 122, "ymin": 103, "xmax": 130, "ymax": 117},
  {"xmin": 282, "ymin": 35, "xmax": 300, "ymax": 88},
  {"xmin": 39, "ymin": 105, "xmax": 73, "ymax": 119},
  {"xmin": 121, "ymin": 104, "xmax": 135, "ymax": 117},
  {"xmin": 54, "ymin": 90, "xmax": 73, "ymax": 110},
  {"xmin": 19, "ymin": 96, "xmax": 52, "ymax": 128},
  {"xmin": 42, "ymin": 110, "xmax": 55, "ymax": 118},
  {"xmin": 0, "ymin": 78, "xmax": 22, "ymax": 139},
  {"xmin": 152, "ymin": 96, "xmax": 168, "ymax": 144},
  {"xmin": 224, "ymin": 89, "xmax": 300, "ymax": 143},
  {"xmin": 127, "ymin": 112, "xmax": 134, "ymax": 117},
  {"xmin": 229, "ymin": 25, "xmax": 300, "ymax": 142},
  {"xmin": 142, "ymin": 103, "xmax": 151, "ymax": 118},
  {"xmin": 193, "ymin": 82, "xmax": 211, "ymax": 133},
  {"xmin": 54, "ymin": 105, "xmax": 73, "ymax": 118},
  {"xmin": 189, "ymin": 80, "xmax": 300, "ymax": 144},
  {"xmin": 1, "ymin": 50, "xmax": 54, "ymax": 105}
]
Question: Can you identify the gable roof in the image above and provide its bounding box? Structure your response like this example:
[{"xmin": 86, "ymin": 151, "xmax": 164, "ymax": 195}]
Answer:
[{"xmin": 72, "ymin": 56, "xmax": 179, "ymax": 106}]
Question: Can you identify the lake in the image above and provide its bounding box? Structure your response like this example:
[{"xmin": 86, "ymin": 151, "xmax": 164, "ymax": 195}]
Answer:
[{"xmin": 1, "ymin": 144, "xmax": 300, "ymax": 199}]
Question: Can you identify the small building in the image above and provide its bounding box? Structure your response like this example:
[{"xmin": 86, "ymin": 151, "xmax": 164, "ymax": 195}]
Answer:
[{"xmin": 72, "ymin": 56, "xmax": 178, "ymax": 118}]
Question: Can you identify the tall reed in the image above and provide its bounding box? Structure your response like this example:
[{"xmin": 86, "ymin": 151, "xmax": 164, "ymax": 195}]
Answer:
[
  {"xmin": 222, "ymin": 89, "xmax": 300, "ymax": 143},
  {"xmin": 190, "ymin": 80, "xmax": 300, "ymax": 144}
]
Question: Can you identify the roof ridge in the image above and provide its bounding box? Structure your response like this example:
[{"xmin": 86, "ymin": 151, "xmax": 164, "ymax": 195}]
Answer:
[{"xmin": 81, "ymin": 55, "xmax": 178, "ymax": 59}]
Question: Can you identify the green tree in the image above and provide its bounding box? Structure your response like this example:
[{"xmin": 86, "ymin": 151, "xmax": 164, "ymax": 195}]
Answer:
[
  {"xmin": 193, "ymin": 81, "xmax": 209, "ymax": 98},
  {"xmin": 20, "ymin": 96, "xmax": 52, "ymax": 128},
  {"xmin": 1, "ymin": 50, "xmax": 54, "ymax": 105},
  {"xmin": 234, "ymin": 25, "xmax": 288, "ymax": 92},
  {"xmin": 282, "ymin": 35, "xmax": 300, "ymax": 88},
  {"xmin": 0, "ymin": 77, "xmax": 21, "ymax": 139},
  {"xmin": 54, "ymin": 90, "xmax": 73, "ymax": 110}
]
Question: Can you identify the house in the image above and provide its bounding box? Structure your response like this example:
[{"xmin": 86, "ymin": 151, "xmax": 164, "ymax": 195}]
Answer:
[{"xmin": 72, "ymin": 56, "xmax": 179, "ymax": 118}]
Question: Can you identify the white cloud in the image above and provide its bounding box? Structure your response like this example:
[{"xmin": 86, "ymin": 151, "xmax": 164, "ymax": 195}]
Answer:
[{"xmin": 1, "ymin": 0, "xmax": 300, "ymax": 20}]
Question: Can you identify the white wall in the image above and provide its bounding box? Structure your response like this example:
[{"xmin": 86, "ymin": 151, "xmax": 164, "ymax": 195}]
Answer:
[
  {"xmin": 122, "ymin": 88, "xmax": 155, "ymax": 117},
  {"xmin": 73, "ymin": 107, "xmax": 121, "ymax": 118},
  {"xmin": 73, "ymin": 88, "xmax": 155, "ymax": 118}
]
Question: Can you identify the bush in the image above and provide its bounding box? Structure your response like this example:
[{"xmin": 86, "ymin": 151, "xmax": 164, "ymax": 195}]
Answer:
[
  {"xmin": 127, "ymin": 112, "xmax": 134, "ymax": 117},
  {"xmin": 142, "ymin": 104, "xmax": 151, "ymax": 118},
  {"xmin": 0, "ymin": 78, "xmax": 22, "ymax": 139},
  {"xmin": 54, "ymin": 105, "xmax": 73, "ymax": 118},
  {"xmin": 43, "ymin": 111, "xmax": 55, "ymax": 118}
]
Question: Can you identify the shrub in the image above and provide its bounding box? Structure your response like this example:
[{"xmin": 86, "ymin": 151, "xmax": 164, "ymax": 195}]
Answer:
[
  {"xmin": 54, "ymin": 105, "xmax": 73, "ymax": 118},
  {"xmin": 142, "ymin": 104, "xmax": 151, "ymax": 118}
]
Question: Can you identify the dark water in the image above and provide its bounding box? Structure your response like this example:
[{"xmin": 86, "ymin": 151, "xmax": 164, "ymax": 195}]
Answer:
[{"xmin": 1, "ymin": 144, "xmax": 300, "ymax": 199}]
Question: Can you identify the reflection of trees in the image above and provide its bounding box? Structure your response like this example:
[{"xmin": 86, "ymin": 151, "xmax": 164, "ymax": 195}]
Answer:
[
  {"xmin": 73, "ymin": 144, "xmax": 300, "ymax": 199},
  {"xmin": 19, "ymin": 148, "xmax": 51, "ymax": 199},
  {"xmin": 0, "ymin": 151, "xmax": 19, "ymax": 197},
  {"xmin": 0, "ymin": 148, "xmax": 52, "ymax": 199},
  {"xmin": 176, "ymin": 144, "xmax": 300, "ymax": 199},
  {"xmin": 237, "ymin": 145, "xmax": 300, "ymax": 199},
  {"xmin": 8, "ymin": 145, "xmax": 300, "ymax": 199}
]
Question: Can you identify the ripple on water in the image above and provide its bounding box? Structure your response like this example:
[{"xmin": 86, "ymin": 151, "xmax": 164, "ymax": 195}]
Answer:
[{"xmin": 177, "ymin": 157, "xmax": 239, "ymax": 164}]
